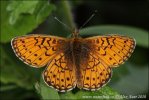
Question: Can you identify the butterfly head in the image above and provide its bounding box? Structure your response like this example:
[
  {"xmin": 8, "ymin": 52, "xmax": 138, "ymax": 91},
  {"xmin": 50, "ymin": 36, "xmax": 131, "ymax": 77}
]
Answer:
[{"xmin": 72, "ymin": 29, "xmax": 79, "ymax": 38}]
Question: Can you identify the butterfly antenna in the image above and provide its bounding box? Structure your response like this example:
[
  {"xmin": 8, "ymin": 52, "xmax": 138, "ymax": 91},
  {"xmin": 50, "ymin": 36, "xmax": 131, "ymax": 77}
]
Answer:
[
  {"xmin": 79, "ymin": 10, "xmax": 98, "ymax": 30},
  {"xmin": 54, "ymin": 16, "xmax": 72, "ymax": 31}
]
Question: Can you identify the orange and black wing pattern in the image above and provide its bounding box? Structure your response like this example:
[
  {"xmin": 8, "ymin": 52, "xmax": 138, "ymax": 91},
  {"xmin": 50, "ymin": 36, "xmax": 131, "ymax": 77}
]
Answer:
[
  {"xmin": 78, "ymin": 35, "xmax": 136, "ymax": 90},
  {"xmin": 11, "ymin": 34, "xmax": 66, "ymax": 68},
  {"xmin": 85, "ymin": 35, "xmax": 136, "ymax": 67},
  {"xmin": 11, "ymin": 33, "xmax": 136, "ymax": 92},
  {"xmin": 43, "ymin": 52, "xmax": 76, "ymax": 92},
  {"xmin": 78, "ymin": 52, "xmax": 112, "ymax": 91}
]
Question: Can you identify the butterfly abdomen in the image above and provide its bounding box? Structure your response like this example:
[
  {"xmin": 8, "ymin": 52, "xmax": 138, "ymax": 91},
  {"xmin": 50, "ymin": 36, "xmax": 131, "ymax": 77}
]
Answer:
[{"xmin": 72, "ymin": 39, "xmax": 91, "ymax": 88}]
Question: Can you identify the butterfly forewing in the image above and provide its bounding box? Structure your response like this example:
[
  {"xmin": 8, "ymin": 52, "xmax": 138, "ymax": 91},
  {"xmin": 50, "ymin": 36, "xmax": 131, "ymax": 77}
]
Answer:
[
  {"xmin": 84, "ymin": 35, "xmax": 136, "ymax": 67},
  {"xmin": 11, "ymin": 34, "xmax": 66, "ymax": 68}
]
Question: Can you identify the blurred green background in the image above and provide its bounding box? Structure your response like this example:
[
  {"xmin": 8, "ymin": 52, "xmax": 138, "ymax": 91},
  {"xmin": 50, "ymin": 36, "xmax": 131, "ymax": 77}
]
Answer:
[{"xmin": 0, "ymin": 0, "xmax": 148, "ymax": 100}]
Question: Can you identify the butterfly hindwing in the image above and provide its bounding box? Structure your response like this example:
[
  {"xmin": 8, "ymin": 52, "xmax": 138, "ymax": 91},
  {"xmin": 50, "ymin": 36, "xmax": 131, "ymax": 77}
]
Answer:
[
  {"xmin": 77, "ymin": 52, "xmax": 112, "ymax": 91},
  {"xmin": 43, "ymin": 52, "xmax": 76, "ymax": 92}
]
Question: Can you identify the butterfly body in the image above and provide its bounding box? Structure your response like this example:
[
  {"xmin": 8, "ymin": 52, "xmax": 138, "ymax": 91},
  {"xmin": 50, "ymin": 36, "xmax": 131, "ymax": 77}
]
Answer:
[
  {"xmin": 64, "ymin": 37, "xmax": 91, "ymax": 89},
  {"xmin": 11, "ymin": 32, "xmax": 136, "ymax": 92}
]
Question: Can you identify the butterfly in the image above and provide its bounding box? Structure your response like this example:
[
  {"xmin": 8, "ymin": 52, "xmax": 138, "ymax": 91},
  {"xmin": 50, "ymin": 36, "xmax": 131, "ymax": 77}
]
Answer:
[{"xmin": 11, "ymin": 30, "xmax": 136, "ymax": 92}]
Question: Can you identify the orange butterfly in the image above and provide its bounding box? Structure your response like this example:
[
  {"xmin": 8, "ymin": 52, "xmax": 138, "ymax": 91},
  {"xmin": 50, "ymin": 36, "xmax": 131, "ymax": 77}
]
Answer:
[{"xmin": 11, "ymin": 30, "xmax": 136, "ymax": 92}]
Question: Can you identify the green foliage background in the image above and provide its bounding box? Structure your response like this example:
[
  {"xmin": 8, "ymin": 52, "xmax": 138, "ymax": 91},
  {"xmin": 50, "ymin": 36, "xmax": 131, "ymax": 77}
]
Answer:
[{"xmin": 0, "ymin": 0, "xmax": 148, "ymax": 100}]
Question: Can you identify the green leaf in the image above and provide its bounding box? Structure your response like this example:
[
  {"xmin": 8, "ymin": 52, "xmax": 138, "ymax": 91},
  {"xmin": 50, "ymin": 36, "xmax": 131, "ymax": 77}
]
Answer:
[
  {"xmin": 110, "ymin": 64, "xmax": 130, "ymax": 83},
  {"xmin": 7, "ymin": 1, "xmax": 39, "ymax": 24},
  {"xmin": 0, "ymin": 84, "xmax": 18, "ymax": 91},
  {"xmin": 111, "ymin": 63, "xmax": 148, "ymax": 95},
  {"xmin": 0, "ymin": 83, "xmax": 40, "ymax": 100},
  {"xmin": 35, "ymin": 76, "xmax": 60, "ymax": 100},
  {"xmin": 80, "ymin": 25, "xmax": 148, "ymax": 48},
  {"xmin": 60, "ymin": 87, "xmax": 122, "ymax": 100},
  {"xmin": 7, "ymin": 1, "xmax": 38, "ymax": 14},
  {"xmin": 59, "ymin": 92, "xmax": 77, "ymax": 100},
  {"xmin": 0, "ymin": 0, "xmax": 56, "ymax": 43},
  {"xmin": 77, "ymin": 87, "xmax": 122, "ymax": 100}
]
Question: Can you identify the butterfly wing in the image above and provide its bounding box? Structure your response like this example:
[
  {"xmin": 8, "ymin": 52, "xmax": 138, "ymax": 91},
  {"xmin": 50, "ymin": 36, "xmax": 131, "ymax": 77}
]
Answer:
[
  {"xmin": 43, "ymin": 52, "xmax": 76, "ymax": 92},
  {"xmin": 11, "ymin": 34, "xmax": 66, "ymax": 68},
  {"xmin": 84, "ymin": 35, "xmax": 136, "ymax": 67},
  {"xmin": 77, "ymin": 35, "xmax": 135, "ymax": 90},
  {"xmin": 77, "ymin": 52, "xmax": 112, "ymax": 91}
]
